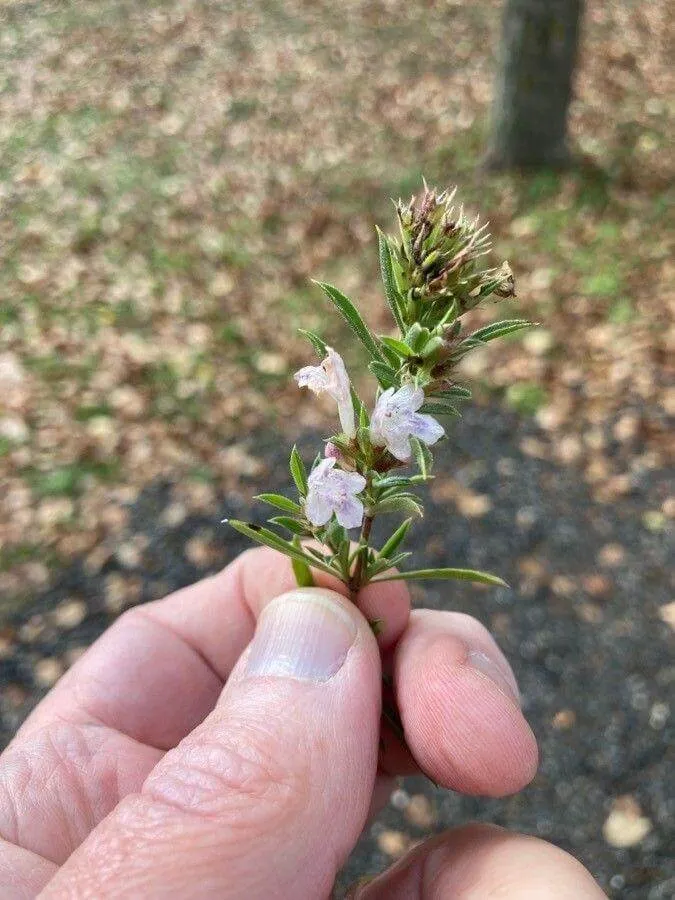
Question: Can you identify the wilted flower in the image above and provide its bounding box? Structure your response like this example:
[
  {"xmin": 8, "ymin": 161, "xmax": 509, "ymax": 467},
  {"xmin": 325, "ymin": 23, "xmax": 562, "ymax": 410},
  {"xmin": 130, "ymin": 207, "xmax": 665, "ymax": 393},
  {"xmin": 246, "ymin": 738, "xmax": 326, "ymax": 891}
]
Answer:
[
  {"xmin": 389, "ymin": 184, "xmax": 515, "ymax": 317},
  {"xmin": 370, "ymin": 384, "xmax": 444, "ymax": 461},
  {"xmin": 294, "ymin": 347, "xmax": 355, "ymax": 437},
  {"xmin": 305, "ymin": 458, "xmax": 366, "ymax": 529}
]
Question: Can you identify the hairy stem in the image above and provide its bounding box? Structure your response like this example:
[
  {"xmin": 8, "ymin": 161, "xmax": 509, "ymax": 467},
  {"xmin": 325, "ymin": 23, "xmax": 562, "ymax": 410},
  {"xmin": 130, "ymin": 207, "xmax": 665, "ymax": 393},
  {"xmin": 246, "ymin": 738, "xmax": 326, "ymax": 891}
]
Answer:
[{"xmin": 349, "ymin": 514, "xmax": 373, "ymax": 596}]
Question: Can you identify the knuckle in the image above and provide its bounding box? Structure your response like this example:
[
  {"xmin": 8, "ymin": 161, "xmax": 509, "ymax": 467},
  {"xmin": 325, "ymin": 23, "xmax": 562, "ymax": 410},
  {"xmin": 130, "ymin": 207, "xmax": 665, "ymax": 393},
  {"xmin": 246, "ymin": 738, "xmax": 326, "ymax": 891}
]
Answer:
[
  {"xmin": 145, "ymin": 726, "xmax": 311, "ymax": 830},
  {"xmin": 0, "ymin": 723, "xmax": 111, "ymax": 853}
]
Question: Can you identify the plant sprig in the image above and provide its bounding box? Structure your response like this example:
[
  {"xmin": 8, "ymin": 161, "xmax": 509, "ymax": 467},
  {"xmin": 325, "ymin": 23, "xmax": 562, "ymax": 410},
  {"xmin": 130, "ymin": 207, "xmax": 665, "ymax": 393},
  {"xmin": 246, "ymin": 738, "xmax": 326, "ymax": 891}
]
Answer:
[{"xmin": 227, "ymin": 184, "xmax": 535, "ymax": 596}]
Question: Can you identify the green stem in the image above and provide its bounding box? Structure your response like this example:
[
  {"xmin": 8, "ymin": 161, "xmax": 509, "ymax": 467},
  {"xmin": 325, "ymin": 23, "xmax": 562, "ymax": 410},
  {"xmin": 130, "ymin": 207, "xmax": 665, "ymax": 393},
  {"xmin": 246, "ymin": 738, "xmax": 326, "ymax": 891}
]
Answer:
[{"xmin": 349, "ymin": 514, "xmax": 373, "ymax": 596}]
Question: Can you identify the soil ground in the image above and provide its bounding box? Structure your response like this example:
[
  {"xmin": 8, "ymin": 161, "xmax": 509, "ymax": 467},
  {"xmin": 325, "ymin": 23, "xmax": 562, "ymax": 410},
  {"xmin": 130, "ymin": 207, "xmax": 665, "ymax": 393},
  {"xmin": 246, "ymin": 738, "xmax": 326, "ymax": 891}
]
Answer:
[{"xmin": 1, "ymin": 407, "xmax": 673, "ymax": 898}]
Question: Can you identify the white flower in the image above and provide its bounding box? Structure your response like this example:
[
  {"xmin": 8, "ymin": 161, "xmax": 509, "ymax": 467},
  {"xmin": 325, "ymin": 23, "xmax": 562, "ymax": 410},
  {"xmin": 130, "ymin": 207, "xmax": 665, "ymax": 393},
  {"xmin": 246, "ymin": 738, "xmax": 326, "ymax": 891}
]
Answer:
[
  {"xmin": 370, "ymin": 384, "xmax": 444, "ymax": 461},
  {"xmin": 305, "ymin": 458, "xmax": 366, "ymax": 529},
  {"xmin": 294, "ymin": 347, "xmax": 355, "ymax": 437}
]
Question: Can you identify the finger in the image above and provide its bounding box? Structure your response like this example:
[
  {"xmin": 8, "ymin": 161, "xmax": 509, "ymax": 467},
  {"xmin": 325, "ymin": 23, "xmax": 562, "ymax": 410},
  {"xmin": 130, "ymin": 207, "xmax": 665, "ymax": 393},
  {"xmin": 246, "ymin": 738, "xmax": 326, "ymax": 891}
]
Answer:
[
  {"xmin": 16, "ymin": 547, "xmax": 409, "ymax": 749},
  {"xmin": 40, "ymin": 588, "xmax": 382, "ymax": 900},
  {"xmin": 391, "ymin": 610, "xmax": 538, "ymax": 794},
  {"xmin": 0, "ymin": 549, "xmax": 408, "ymax": 871},
  {"xmin": 353, "ymin": 824, "xmax": 606, "ymax": 898},
  {"xmin": 0, "ymin": 840, "xmax": 57, "ymax": 900}
]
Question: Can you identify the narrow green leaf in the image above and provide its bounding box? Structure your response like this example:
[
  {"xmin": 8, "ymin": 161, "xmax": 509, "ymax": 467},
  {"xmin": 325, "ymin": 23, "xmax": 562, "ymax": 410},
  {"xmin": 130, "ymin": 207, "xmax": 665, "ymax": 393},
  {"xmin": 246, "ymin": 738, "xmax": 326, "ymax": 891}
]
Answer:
[
  {"xmin": 467, "ymin": 319, "xmax": 534, "ymax": 345},
  {"xmin": 289, "ymin": 445, "xmax": 308, "ymax": 496},
  {"xmin": 410, "ymin": 436, "xmax": 433, "ymax": 479},
  {"xmin": 367, "ymin": 550, "xmax": 413, "ymax": 578},
  {"xmin": 377, "ymin": 227, "xmax": 406, "ymax": 331},
  {"xmin": 380, "ymin": 335, "xmax": 415, "ymax": 358},
  {"xmin": 290, "ymin": 535, "xmax": 315, "ymax": 588},
  {"xmin": 313, "ymin": 280, "xmax": 384, "ymax": 362},
  {"xmin": 298, "ymin": 328, "xmax": 328, "ymax": 358},
  {"xmin": 368, "ymin": 360, "xmax": 398, "ymax": 389},
  {"xmin": 292, "ymin": 557, "xmax": 314, "ymax": 587},
  {"xmin": 435, "ymin": 385, "xmax": 472, "ymax": 400},
  {"xmin": 270, "ymin": 516, "xmax": 309, "ymax": 536},
  {"xmin": 420, "ymin": 400, "xmax": 461, "ymax": 417},
  {"xmin": 305, "ymin": 545, "xmax": 330, "ymax": 562},
  {"xmin": 373, "ymin": 474, "xmax": 427, "ymax": 490},
  {"xmin": 227, "ymin": 520, "xmax": 338, "ymax": 577},
  {"xmin": 255, "ymin": 493, "xmax": 302, "ymax": 514},
  {"xmin": 379, "ymin": 517, "xmax": 413, "ymax": 559},
  {"xmin": 379, "ymin": 341, "xmax": 403, "ymax": 368},
  {"xmin": 371, "ymin": 567, "xmax": 508, "ymax": 587}
]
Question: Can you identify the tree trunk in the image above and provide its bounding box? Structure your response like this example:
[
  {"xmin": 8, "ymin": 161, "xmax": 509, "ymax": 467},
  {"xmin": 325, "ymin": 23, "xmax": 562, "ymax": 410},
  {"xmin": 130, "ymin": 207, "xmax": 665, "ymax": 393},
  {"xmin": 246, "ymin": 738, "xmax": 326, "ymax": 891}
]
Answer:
[{"xmin": 486, "ymin": 0, "xmax": 583, "ymax": 169}]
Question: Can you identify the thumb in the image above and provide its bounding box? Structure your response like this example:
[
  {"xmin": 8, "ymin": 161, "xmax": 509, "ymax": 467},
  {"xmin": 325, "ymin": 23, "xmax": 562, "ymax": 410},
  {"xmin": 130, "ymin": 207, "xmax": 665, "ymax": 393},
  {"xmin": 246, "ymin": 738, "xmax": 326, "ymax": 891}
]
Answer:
[{"xmin": 40, "ymin": 589, "xmax": 382, "ymax": 900}]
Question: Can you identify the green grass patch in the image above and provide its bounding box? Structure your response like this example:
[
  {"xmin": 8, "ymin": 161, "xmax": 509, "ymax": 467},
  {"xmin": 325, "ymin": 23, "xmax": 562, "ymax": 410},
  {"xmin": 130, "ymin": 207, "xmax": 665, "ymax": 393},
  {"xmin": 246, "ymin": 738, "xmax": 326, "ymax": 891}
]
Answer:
[
  {"xmin": 505, "ymin": 382, "xmax": 548, "ymax": 416},
  {"xmin": 25, "ymin": 459, "xmax": 121, "ymax": 498},
  {"xmin": 583, "ymin": 270, "xmax": 622, "ymax": 297}
]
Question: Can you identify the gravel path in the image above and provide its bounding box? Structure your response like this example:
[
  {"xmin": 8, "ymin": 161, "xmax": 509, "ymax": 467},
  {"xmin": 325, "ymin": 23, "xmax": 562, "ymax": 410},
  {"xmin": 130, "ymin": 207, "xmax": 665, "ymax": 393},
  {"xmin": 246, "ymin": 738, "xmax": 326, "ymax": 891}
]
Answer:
[{"xmin": 1, "ymin": 404, "xmax": 673, "ymax": 898}]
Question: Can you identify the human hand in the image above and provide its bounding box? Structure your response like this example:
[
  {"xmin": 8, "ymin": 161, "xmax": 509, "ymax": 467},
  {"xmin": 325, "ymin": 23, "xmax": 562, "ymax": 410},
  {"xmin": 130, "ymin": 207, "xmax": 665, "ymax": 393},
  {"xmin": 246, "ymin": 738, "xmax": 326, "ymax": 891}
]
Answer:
[{"xmin": 0, "ymin": 548, "xmax": 605, "ymax": 898}]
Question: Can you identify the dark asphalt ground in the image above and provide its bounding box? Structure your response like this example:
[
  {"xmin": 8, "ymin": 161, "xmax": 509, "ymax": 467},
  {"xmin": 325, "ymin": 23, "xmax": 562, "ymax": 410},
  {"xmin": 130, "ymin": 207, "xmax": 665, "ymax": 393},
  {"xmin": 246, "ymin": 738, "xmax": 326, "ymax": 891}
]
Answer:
[{"xmin": 1, "ymin": 404, "xmax": 673, "ymax": 898}]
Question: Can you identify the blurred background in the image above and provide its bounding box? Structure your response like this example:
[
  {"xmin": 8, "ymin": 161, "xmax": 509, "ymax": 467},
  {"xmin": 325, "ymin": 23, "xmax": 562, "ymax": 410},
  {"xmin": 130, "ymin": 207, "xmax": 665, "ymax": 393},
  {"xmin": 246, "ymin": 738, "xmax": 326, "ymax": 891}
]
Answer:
[{"xmin": 0, "ymin": 0, "xmax": 673, "ymax": 896}]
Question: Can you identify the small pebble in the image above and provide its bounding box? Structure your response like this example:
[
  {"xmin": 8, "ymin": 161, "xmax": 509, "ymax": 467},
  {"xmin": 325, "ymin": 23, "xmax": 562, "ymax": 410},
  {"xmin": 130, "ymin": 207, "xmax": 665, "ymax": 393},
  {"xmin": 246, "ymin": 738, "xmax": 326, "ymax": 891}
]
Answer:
[
  {"xmin": 602, "ymin": 796, "xmax": 652, "ymax": 848},
  {"xmin": 648, "ymin": 702, "xmax": 669, "ymax": 730},
  {"xmin": 552, "ymin": 709, "xmax": 576, "ymax": 730},
  {"xmin": 116, "ymin": 541, "xmax": 143, "ymax": 569},
  {"xmin": 597, "ymin": 543, "xmax": 626, "ymax": 568},
  {"xmin": 18, "ymin": 615, "xmax": 46, "ymax": 643},
  {"xmin": 613, "ymin": 414, "xmax": 640, "ymax": 443},
  {"xmin": 520, "ymin": 437, "xmax": 548, "ymax": 459},
  {"xmin": 34, "ymin": 657, "xmax": 64, "ymax": 688},
  {"xmin": 581, "ymin": 574, "xmax": 612, "ymax": 599},
  {"xmin": 516, "ymin": 507, "xmax": 538, "ymax": 529},
  {"xmin": 551, "ymin": 575, "xmax": 576, "ymax": 597},
  {"xmin": 104, "ymin": 573, "xmax": 141, "ymax": 612},
  {"xmin": 577, "ymin": 603, "xmax": 604, "ymax": 624},
  {"xmin": 52, "ymin": 599, "xmax": 87, "ymax": 629},
  {"xmin": 63, "ymin": 647, "xmax": 87, "ymax": 668},
  {"xmin": 84, "ymin": 545, "xmax": 113, "ymax": 575},
  {"xmin": 185, "ymin": 536, "xmax": 214, "ymax": 567},
  {"xmin": 404, "ymin": 794, "xmax": 436, "ymax": 830},
  {"xmin": 456, "ymin": 492, "xmax": 492, "ymax": 518},
  {"xmin": 377, "ymin": 830, "xmax": 411, "ymax": 858},
  {"xmin": 160, "ymin": 501, "xmax": 188, "ymax": 527},
  {"xmin": 2, "ymin": 684, "xmax": 28, "ymax": 708},
  {"xmin": 658, "ymin": 602, "xmax": 675, "ymax": 631},
  {"xmin": 390, "ymin": 789, "xmax": 410, "ymax": 810},
  {"xmin": 556, "ymin": 434, "xmax": 583, "ymax": 464}
]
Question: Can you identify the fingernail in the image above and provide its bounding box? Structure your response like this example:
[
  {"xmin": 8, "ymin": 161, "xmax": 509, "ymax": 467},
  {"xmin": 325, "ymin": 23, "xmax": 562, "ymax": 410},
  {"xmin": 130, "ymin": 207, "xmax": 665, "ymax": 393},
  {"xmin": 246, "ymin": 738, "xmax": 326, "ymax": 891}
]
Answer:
[
  {"xmin": 246, "ymin": 590, "xmax": 357, "ymax": 682},
  {"xmin": 467, "ymin": 649, "xmax": 521, "ymax": 705}
]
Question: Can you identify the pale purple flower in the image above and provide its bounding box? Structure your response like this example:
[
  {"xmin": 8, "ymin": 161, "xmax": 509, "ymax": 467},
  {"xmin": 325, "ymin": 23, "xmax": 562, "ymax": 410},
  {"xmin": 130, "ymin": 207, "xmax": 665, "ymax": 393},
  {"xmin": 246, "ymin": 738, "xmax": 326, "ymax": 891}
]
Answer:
[
  {"xmin": 294, "ymin": 347, "xmax": 355, "ymax": 437},
  {"xmin": 305, "ymin": 458, "xmax": 366, "ymax": 529},
  {"xmin": 370, "ymin": 384, "xmax": 444, "ymax": 461}
]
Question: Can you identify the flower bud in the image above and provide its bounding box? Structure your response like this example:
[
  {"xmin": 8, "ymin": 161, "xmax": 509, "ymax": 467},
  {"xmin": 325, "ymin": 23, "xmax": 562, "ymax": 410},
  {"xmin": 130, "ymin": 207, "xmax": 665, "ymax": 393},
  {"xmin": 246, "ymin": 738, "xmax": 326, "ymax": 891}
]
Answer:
[{"xmin": 389, "ymin": 185, "xmax": 515, "ymax": 321}]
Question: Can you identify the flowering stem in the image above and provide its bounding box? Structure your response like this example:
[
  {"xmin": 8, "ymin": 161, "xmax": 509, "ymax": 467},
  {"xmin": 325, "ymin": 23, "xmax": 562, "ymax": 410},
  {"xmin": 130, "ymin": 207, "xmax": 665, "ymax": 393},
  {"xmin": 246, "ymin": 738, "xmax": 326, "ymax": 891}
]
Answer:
[{"xmin": 349, "ymin": 513, "xmax": 373, "ymax": 596}]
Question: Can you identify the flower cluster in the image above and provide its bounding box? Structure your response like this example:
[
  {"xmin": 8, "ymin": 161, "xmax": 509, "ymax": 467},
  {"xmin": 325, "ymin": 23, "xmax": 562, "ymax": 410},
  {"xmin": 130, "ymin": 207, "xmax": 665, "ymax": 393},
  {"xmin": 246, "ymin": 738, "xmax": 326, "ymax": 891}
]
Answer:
[
  {"xmin": 295, "ymin": 352, "xmax": 444, "ymax": 527},
  {"xmin": 227, "ymin": 184, "xmax": 533, "ymax": 595}
]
